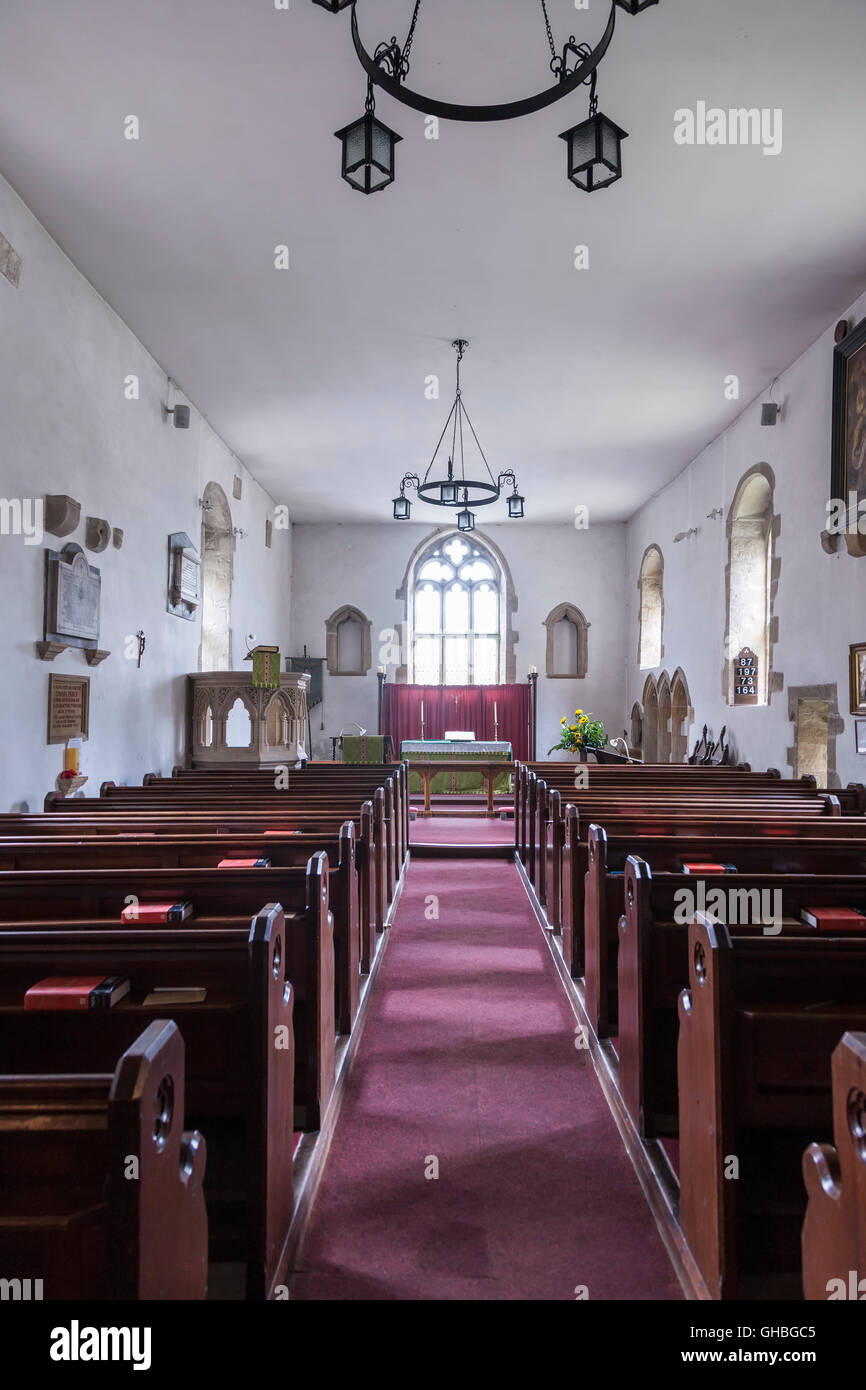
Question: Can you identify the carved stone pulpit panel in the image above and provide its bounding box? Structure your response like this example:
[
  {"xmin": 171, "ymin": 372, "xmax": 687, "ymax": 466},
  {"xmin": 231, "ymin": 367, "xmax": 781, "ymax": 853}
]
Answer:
[{"xmin": 187, "ymin": 670, "xmax": 310, "ymax": 768}]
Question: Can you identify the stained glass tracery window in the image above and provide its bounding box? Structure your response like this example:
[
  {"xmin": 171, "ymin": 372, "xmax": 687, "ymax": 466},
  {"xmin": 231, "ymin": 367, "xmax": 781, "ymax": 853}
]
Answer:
[{"xmin": 412, "ymin": 536, "xmax": 502, "ymax": 684}]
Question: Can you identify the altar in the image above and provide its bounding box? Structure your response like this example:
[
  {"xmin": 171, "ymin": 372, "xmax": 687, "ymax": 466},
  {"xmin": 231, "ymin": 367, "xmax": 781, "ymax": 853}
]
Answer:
[
  {"xmin": 381, "ymin": 681, "xmax": 535, "ymax": 802},
  {"xmin": 401, "ymin": 737, "xmax": 513, "ymax": 797}
]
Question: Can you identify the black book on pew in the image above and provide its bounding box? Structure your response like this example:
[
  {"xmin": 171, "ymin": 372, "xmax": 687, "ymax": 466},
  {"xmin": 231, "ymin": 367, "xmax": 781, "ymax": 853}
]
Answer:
[{"xmin": 89, "ymin": 975, "xmax": 131, "ymax": 1009}]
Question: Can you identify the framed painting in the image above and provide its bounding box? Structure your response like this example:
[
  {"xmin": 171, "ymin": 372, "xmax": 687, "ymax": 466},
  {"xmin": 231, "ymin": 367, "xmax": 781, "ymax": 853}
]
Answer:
[
  {"xmin": 832, "ymin": 318, "xmax": 866, "ymax": 554},
  {"xmin": 849, "ymin": 643, "xmax": 866, "ymax": 715}
]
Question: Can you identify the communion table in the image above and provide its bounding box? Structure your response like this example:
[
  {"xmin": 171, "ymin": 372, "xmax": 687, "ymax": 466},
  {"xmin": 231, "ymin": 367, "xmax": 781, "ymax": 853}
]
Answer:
[{"xmin": 400, "ymin": 737, "xmax": 513, "ymax": 800}]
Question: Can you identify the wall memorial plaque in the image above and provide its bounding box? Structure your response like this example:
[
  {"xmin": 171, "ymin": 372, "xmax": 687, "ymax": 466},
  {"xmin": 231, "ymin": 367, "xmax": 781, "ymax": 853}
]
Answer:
[
  {"xmin": 44, "ymin": 543, "xmax": 101, "ymax": 650},
  {"xmin": 48, "ymin": 673, "xmax": 90, "ymax": 744},
  {"xmin": 733, "ymin": 647, "xmax": 759, "ymax": 706},
  {"xmin": 167, "ymin": 532, "xmax": 201, "ymax": 621}
]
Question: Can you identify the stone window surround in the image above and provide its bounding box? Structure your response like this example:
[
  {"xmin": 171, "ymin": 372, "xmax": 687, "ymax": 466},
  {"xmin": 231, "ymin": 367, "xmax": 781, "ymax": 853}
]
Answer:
[
  {"xmin": 723, "ymin": 463, "xmax": 783, "ymax": 707},
  {"xmin": 637, "ymin": 544, "xmax": 664, "ymax": 670},
  {"xmin": 396, "ymin": 526, "xmax": 518, "ymax": 684}
]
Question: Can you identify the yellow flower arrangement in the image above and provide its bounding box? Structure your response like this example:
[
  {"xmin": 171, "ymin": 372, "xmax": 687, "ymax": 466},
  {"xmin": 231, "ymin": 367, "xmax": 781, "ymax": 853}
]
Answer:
[{"xmin": 548, "ymin": 709, "xmax": 607, "ymax": 756}]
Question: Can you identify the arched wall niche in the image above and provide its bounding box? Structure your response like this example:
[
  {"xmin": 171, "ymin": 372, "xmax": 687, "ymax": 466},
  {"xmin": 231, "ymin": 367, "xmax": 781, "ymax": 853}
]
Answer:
[
  {"xmin": 629, "ymin": 702, "xmax": 643, "ymax": 756},
  {"xmin": 200, "ymin": 481, "xmax": 233, "ymax": 671},
  {"xmin": 638, "ymin": 545, "xmax": 664, "ymax": 670},
  {"xmin": 543, "ymin": 603, "xmax": 589, "ymax": 679},
  {"xmin": 325, "ymin": 605, "xmax": 373, "ymax": 676},
  {"xmin": 670, "ymin": 667, "xmax": 693, "ymax": 764},
  {"xmin": 396, "ymin": 527, "xmax": 518, "ymax": 684},
  {"xmin": 724, "ymin": 464, "xmax": 781, "ymax": 706},
  {"xmin": 657, "ymin": 671, "xmax": 672, "ymax": 764},
  {"xmin": 642, "ymin": 674, "xmax": 659, "ymax": 763}
]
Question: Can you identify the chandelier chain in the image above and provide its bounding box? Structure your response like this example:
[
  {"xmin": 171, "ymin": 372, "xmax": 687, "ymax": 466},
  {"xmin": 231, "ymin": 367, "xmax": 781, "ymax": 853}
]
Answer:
[
  {"xmin": 540, "ymin": 0, "xmax": 557, "ymax": 65},
  {"xmin": 402, "ymin": 0, "xmax": 422, "ymax": 74}
]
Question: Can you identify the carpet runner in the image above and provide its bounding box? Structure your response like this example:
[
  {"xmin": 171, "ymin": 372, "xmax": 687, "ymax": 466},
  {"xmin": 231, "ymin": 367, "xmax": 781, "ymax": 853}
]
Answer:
[{"xmin": 290, "ymin": 854, "xmax": 682, "ymax": 1301}]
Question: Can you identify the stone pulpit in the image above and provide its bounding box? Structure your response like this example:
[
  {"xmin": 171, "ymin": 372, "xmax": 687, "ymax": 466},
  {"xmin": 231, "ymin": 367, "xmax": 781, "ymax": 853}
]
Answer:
[{"xmin": 187, "ymin": 670, "xmax": 309, "ymax": 769}]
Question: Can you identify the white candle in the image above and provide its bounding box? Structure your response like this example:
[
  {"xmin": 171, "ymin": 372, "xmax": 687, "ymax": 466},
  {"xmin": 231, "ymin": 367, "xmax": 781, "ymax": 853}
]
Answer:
[
  {"xmin": 420, "ymin": 700, "xmax": 424, "ymax": 722},
  {"xmin": 494, "ymin": 701, "xmax": 498, "ymax": 721},
  {"xmin": 529, "ymin": 665, "xmax": 537, "ymax": 675}
]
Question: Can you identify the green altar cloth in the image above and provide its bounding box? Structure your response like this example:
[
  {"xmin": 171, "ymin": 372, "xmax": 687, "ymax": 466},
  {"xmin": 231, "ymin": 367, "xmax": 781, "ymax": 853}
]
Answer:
[
  {"xmin": 400, "ymin": 740, "xmax": 512, "ymax": 796},
  {"xmin": 342, "ymin": 735, "xmax": 388, "ymax": 764}
]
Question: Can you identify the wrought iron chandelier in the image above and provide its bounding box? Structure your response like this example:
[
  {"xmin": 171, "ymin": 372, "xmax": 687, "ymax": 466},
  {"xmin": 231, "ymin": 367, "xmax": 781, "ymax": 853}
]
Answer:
[
  {"xmin": 392, "ymin": 340, "xmax": 524, "ymax": 532},
  {"xmin": 319, "ymin": 1, "xmax": 659, "ymax": 194}
]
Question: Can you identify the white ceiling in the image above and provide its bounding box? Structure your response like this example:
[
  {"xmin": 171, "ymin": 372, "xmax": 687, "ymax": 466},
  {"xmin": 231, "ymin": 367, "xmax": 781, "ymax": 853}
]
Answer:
[{"xmin": 1, "ymin": 0, "xmax": 865, "ymax": 523}]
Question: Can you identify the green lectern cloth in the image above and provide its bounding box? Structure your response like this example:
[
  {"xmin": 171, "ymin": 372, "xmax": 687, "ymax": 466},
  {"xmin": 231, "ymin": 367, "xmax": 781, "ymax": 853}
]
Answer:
[{"xmin": 342, "ymin": 735, "xmax": 387, "ymax": 764}]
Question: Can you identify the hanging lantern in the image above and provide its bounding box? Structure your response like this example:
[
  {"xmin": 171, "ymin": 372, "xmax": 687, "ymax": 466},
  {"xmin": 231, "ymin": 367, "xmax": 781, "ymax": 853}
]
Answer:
[
  {"xmin": 335, "ymin": 81, "xmax": 401, "ymax": 195},
  {"xmin": 615, "ymin": 0, "xmax": 659, "ymax": 12},
  {"xmin": 559, "ymin": 110, "xmax": 628, "ymax": 191},
  {"xmin": 312, "ymin": 0, "xmax": 353, "ymax": 11},
  {"xmin": 507, "ymin": 491, "xmax": 525, "ymax": 519},
  {"xmin": 393, "ymin": 493, "xmax": 412, "ymax": 520},
  {"xmin": 440, "ymin": 479, "xmax": 458, "ymax": 505},
  {"xmin": 457, "ymin": 508, "xmax": 475, "ymax": 533}
]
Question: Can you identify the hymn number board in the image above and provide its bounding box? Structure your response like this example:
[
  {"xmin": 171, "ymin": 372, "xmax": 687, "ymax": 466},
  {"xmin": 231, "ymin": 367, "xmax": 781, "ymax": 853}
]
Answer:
[{"xmin": 733, "ymin": 647, "xmax": 759, "ymax": 705}]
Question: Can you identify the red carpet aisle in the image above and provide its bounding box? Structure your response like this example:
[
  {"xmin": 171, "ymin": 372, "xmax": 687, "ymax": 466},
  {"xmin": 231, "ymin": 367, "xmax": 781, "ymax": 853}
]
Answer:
[
  {"xmin": 410, "ymin": 815, "xmax": 515, "ymax": 845},
  {"xmin": 290, "ymin": 858, "xmax": 682, "ymax": 1301}
]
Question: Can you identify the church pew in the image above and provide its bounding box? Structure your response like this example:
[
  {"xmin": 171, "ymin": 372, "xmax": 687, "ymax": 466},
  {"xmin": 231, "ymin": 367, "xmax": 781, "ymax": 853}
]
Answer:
[
  {"xmin": 35, "ymin": 794, "xmax": 389, "ymax": 933},
  {"xmin": 531, "ymin": 783, "xmax": 836, "ymax": 933},
  {"xmin": 517, "ymin": 763, "xmax": 864, "ymax": 885},
  {"xmin": 514, "ymin": 759, "xmax": 802, "ymax": 861},
  {"xmin": 149, "ymin": 762, "xmax": 410, "ymax": 876},
  {"xmin": 583, "ymin": 823, "xmax": 866, "ymax": 1039},
  {"xmin": 513, "ymin": 762, "xmax": 850, "ymax": 871},
  {"xmin": 84, "ymin": 782, "xmax": 402, "ymax": 903},
  {"xmin": 166, "ymin": 760, "xmax": 409, "ymax": 848},
  {"xmin": 105, "ymin": 764, "xmax": 407, "ymax": 880},
  {"xmin": 524, "ymin": 763, "xmax": 833, "ymax": 877},
  {"xmin": 620, "ymin": 858, "xmax": 866, "ymax": 1140},
  {"xmin": 0, "ymin": 823, "xmax": 364, "ymax": 1031},
  {"xmin": 0, "ymin": 900, "xmax": 299, "ymax": 1299},
  {"xmin": 0, "ymin": 820, "xmax": 379, "ymax": 976},
  {"xmin": 559, "ymin": 804, "xmax": 864, "ymax": 975},
  {"xmin": 0, "ymin": 1018, "xmax": 207, "ymax": 1301},
  {"xmin": 2, "ymin": 798, "xmax": 390, "ymax": 943},
  {"xmin": 0, "ymin": 862, "xmax": 334, "ymax": 1130},
  {"xmin": 801, "ymin": 1031, "xmax": 866, "ymax": 1301},
  {"xmin": 677, "ymin": 916, "xmax": 866, "ymax": 1300}
]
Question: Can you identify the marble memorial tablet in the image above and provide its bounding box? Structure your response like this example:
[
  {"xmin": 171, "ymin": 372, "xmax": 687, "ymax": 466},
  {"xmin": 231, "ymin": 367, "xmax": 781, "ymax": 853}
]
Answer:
[{"xmin": 45, "ymin": 544, "xmax": 101, "ymax": 649}]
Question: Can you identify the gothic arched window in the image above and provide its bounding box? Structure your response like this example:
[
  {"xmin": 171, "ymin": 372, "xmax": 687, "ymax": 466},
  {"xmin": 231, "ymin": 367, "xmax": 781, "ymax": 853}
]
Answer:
[{"xmin": 411, "ymin": 534, "xmax": 503, "ymax": 685}]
